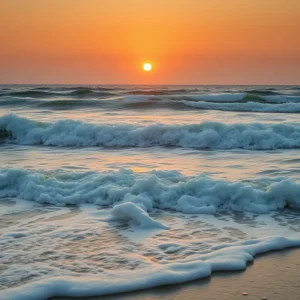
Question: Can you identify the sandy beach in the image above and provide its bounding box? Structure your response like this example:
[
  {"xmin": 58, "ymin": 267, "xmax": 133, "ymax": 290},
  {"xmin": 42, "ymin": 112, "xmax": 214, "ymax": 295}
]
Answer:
[{"xmin": 51, "ymin": 248, "xmax": 300, "ymax": 300}]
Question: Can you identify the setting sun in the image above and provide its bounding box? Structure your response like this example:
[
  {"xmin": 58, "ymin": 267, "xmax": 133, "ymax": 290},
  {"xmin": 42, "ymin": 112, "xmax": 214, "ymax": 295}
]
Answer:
[{"xmin": 143, "ymin": 63, "xmax": 152, "ymax": 72}]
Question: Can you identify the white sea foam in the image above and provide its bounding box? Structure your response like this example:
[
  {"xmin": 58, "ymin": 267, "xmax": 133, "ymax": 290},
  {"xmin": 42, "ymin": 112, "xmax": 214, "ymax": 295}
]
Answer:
[
  {"xmin": 1, "ymin": 168, "xmax": 300, "ymax": 214},
  {"xmin": 1, "ymin": 188, "xmax": 300, "ymax": 299},
  {"xmin": 1, "ymin": 114, "xmax": 300, "ymax": 149},
  {"xmin": 2, "ymin": 236, "xmax": 300, "ymax": 300},
  {"xmin": 109, "ymin": 202, "xmax": 169, "ymax": 229}
]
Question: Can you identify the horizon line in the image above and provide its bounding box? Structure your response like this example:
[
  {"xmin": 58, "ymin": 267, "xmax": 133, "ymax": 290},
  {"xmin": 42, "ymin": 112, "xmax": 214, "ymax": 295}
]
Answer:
[{"xmin": 0, "ymin": 83, "xmax": 299, "ymax": 86}]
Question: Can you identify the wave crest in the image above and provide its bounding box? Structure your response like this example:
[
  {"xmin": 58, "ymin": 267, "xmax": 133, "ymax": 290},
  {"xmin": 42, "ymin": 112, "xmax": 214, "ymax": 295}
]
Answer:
[
  {"xmin": 0, "ymin": 114, "xmax": 299, "ymax": 150},
  {"xmin": 1, "ymin": 168, "xmax": 299, "ymax": 213}
]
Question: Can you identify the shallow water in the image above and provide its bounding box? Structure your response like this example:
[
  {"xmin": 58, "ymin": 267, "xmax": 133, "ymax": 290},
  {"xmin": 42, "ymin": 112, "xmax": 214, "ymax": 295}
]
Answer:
[{"xmin": 0, "ymin": 85, "xmax": 300, "ymax": 299}]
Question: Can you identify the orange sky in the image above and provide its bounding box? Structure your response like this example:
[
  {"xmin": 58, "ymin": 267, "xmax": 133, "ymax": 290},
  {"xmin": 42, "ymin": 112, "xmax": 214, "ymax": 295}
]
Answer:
[{"xmin": 0, "ymin": 0, "xmax": 300, "ymax": 84}]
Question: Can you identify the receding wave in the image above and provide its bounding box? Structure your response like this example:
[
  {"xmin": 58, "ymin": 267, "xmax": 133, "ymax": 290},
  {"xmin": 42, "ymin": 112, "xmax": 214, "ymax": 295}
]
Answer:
[{"xmin": 1, "ymin": 114, "xmax": 300, "ymax": 149}]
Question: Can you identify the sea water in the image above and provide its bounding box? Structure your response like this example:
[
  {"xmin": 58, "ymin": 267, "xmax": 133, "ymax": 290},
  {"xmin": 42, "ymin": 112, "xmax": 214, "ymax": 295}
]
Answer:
[{"xmin": 0, "ymin": 85, "xmax": 300, "ymax": 299}]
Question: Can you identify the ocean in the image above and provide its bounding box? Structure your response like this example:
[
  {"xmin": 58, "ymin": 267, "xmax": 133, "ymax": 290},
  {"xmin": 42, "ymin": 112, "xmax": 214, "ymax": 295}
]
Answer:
[{"xmin": 0, "ymin": 85, "xmax": 300, "ymax": 299}]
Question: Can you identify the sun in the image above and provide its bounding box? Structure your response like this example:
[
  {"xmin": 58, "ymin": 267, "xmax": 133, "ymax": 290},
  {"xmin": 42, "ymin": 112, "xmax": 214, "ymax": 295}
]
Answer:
[{"xmin": 143, "ymin": 63, "xmax": 152, "ymax": 72}]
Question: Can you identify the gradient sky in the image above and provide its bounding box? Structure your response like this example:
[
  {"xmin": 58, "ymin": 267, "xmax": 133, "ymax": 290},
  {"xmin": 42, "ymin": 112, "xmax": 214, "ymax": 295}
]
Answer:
[{"xmin": 1, "ymin": 0, "xmax": 300, "ymax": 84}]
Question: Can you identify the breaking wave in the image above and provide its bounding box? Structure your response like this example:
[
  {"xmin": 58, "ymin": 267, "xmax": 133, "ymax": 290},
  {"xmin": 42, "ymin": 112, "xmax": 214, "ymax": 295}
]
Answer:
[
  {"xmin": 0, "ymin": 114, "xmax": 299, "ymax": 149},
  {"xmin": 1, "ymin": 168, "xmax": 300, "ymax": 213}
]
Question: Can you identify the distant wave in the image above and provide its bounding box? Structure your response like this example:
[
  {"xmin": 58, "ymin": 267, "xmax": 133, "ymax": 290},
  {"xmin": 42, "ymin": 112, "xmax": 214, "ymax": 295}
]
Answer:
[
  {"xmin": 36, "ymin": 99, "xmax": 107, "ymax": 109},
  {"xmin": 113, "ymin": 93, "xmax": 300, "ymax": 112},
  {"xmin": 1, "ymin": 168, "xmax": 299, "ymax": 213},
  {"xmin": 57, "ymin": 86, "xmax": 118, "ymax": 92},
  {"xmin": 67, "ymin": 89, "xmax": 118, "ymax": 98},
  {"xmin": 1, "ymin": 114, "xmax": 300, "ymax": 149},
  {"xmin": 247, "ymin": 89, "xmax": 281, "ymax": 96},
  {"xmin": 0, "ymin": 88, "xmax": 118, "ymax": 99},
  {"xmin": 0, "ymin": 90, "xmax": 63, "ymax": 98},
  {"xmin": 1, "ymin": 86, "xmax": 299, "ymax": 112},
  {"xmin": 124, "ymin": 88, "xmax": 199, "ymax": 95},
  {"xmin": 183, "ymin": 93, "xmax": 300, "ymax": 103},
  {"xmin": 182, "ymin": 99, "xmax": 300, "ymax": 113},
  {"xmin": 0, "ymin": 98, "xmax": 40, "ymax": 107}
]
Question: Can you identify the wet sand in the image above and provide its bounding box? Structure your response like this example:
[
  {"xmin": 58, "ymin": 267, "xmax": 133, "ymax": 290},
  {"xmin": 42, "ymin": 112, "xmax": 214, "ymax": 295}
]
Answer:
[{"xmin": 52, "ymin": 248, "xmax": 300, "ymax": 300}]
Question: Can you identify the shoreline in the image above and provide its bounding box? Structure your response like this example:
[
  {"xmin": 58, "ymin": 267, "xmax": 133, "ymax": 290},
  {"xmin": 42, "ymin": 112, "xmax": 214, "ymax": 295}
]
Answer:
[{"xmin": 51, "ymin": 248, "xmax": 300, "ymax": 300}]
